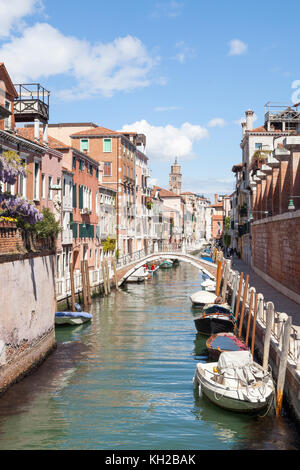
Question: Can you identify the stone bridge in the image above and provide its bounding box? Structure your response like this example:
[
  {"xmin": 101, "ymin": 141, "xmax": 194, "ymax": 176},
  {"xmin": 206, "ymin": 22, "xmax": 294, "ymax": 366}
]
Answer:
[{"xmin": 116, "ymin": 251, "xmax": 217, "ymax": 285}]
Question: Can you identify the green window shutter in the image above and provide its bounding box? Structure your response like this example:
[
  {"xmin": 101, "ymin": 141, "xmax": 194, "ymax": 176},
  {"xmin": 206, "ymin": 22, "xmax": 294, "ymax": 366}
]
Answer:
[
  {"xmin": 90, "ymin": 224, "xmax": 94, "ymax": 239},
  {"xmin": 90, "ymin": 165, "xmax": 93, "ymax": 176},
  {"xmin": 79, "ymin": 185, "xmax": 83, "ymax": 209},
  {"xmin": 72, "ymin": 222, "xmax": 77, "ymax": 239},
  {"xmin": 79, "ymin": 223, "xmax": 86, "ymax": 239},
  {"xmin": 80, "ymin": 139, "xmax": 89, "ymax": 153},
  {"xmin": 96, "ymin": 168, "xmax": 99, "ymax": 179},
  {"xmin": 72, "ymin": 184, "xmax": 77, "ymax": 208},
  {"xmin": 104, "ymin": 138, "xmax": 112, "ymax": 152},
  {"xmin": 72, "ymin": 156, "xmax": 76, "ymax": 169}
]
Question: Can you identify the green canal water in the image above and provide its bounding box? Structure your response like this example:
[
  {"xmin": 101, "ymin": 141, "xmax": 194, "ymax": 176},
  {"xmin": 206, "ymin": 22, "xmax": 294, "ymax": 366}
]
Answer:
[{"xmin": 0, "ymin": 263, "xmax": 299, "ymax": 450}]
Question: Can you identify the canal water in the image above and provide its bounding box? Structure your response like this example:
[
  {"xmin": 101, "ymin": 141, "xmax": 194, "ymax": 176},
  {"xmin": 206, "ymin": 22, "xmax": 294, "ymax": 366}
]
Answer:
[{"xmin": 0, "ymin": 263, "xmax": 299, "ymax": 450}]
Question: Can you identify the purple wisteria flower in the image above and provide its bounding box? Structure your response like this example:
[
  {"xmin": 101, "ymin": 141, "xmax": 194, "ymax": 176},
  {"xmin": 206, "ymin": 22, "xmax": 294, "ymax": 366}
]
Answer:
[
  {"xmin": 0, "ymin": 194, "xmax": 43, "ymax": 224},
  {"xmin": 0, "ymin": 154, "xmax": 27, "ymax": 185}
]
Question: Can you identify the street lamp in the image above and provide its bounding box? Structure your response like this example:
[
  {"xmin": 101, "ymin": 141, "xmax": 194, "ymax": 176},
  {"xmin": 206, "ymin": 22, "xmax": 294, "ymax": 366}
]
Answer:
[
  {"xmin": 288, "ymin": 196, "xmax": 300, "ymax": 211},
  {"xmin": 249, "ymin": 210, "xmax": 270, "ymax": 221}
]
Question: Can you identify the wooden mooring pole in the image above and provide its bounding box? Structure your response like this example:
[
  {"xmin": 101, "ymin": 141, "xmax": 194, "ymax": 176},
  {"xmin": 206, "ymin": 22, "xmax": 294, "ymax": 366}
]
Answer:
[
  {"xmin": 101, "ymin": 261, "xmax": 108, "ymax": 295},
  {"xmin": 221, "ymin": 259, "xmax": 231, "ymax": 303},
  {"xmin": 238, "ymin": 274, "xmax": 249, "ymax": 338},
  {"xmin": 112, "ymin": 258, "xmax": 119, "ymax": 291},
  {"xmin": 81, "ymin": 260, "xmax": 88, "ymax": 311},
  {"xmin": 105, "ymin": 260, "xmax": 111, "ymax": 294},
  {"xmin": 245, "ymin": 288, "xmax": 255, "ymax": 346},
  {"xmin": 276, "ymin": 316, "xmax": 292, "ymax": 416},
  {"xmin": 251, "ymin": 293, "xmax": 259, "ymax": 357},
  {"xmin": 234, "ymin": 272, "xmax": 244, "ymax": 321},
  {"xmin": 69, "ymin": 262, "xmax": 75, "ymax": 312},
  {"xmin": 263, "ymin": 302, "xmax": 274, "ymax": 371},
  {"xmin": 215, "ymin": 260, "xmax": 222, "ymax": 296},
  {"xmin": 85, "ymin": 260, "xmax": 92, "ymax": 305}
]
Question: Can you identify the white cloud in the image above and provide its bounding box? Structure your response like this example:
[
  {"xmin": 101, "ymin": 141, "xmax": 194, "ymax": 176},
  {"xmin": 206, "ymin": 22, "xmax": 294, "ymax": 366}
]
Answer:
[
  {"xmin": 207, "ymin": 118, "xmax": 227, "ymax": 128},
  {"xmin": 120, "ymin": 119, "xmax": 209, "ymax": 161},
  {"xmin": 0, "ymin": 0, "xmax": 43, "ymax": 37},
  {"xmin": 152, "ymin": 1, "xmax": 184, "ymax": 18},
  {"xmin": 154, "ymin": 106, "xmax": 181, "ymax": 112},
  {"xmin": 0, "ymin": 23, "xmax": 158, "ymax": 99},
  {"xmin": 175, "ymin": 41, "xmax": 196, "ymax": 63},
  {"xmin": 228, "ymin": 39, "xmax": 248, "ymax": 56}
]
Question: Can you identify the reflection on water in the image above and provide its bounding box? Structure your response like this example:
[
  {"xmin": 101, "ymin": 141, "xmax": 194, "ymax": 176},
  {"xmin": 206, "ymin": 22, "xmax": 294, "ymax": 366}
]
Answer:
[{"xmin": 0, "ymin": 263, "xmax": 299, "ymax": 450}]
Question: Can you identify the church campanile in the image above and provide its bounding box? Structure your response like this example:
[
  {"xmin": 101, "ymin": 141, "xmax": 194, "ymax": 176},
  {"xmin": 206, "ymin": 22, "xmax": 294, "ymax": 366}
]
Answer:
[{"xmin": 169, "ymin": 157, "xmax": 182, "ymax": 195}]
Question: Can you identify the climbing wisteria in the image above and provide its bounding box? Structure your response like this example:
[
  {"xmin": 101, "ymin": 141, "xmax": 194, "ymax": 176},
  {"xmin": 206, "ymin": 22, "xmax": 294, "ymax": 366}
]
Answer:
[
  {"xmin": 0, "ymin": 151, "xmax": 27, "ymax": 185},
  {"xmin": 0, "ymin": 151, "xmax": 43, "ymax": 224}
]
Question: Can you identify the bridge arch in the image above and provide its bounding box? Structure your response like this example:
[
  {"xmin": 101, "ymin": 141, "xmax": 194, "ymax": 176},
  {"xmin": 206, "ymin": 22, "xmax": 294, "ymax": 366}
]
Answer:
[{"xmin": 118, "ymin": 252, "xmax": 216, "ymax": 285}]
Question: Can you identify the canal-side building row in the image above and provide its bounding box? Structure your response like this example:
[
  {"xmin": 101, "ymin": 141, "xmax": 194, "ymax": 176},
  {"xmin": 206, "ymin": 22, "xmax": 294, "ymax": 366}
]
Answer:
[{"xmin": 229, "ymin": 104, "xmax": 300, "ymax": 303}]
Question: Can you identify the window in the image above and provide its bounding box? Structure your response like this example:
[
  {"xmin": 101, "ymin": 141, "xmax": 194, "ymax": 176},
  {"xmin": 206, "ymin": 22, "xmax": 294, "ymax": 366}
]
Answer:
[
  {"xmin": 33, "ymin": 162, "xmax": 40, "ymax": 200},
  {"xmin": 72, "ymin": 183, "xmax": 77, "ymax": 208},
  {"xmin": 79, "ymin": 159, "xmax": 85, "ymax": 171},
  {"xmin": 72, "ymin": 156, "xmax": 77, "ymax": 169},
  {"xmin": 104, "ymin": 162, "xmax": 112, "ymax": 176},
  {"xmin": 42, "ymin": 174, "xmax": 45, "ymax": 198},
  {"xmin": 255, "ymin": 143, "xmax": 262, "ymax": 150},
  {"xmin": 48, "ymin": 176, "xmax": 53, "ymax": 200},
  {"xmin": 103, "ymin": 138, "xmax": 112, "ymax": 153},
  {"xmin": 4, "ymin": 101, "xmax": 11, "ymax": 130},
  {"xmin": 80, "ymin": 139, "xmax": 89, "ymax": 153}
]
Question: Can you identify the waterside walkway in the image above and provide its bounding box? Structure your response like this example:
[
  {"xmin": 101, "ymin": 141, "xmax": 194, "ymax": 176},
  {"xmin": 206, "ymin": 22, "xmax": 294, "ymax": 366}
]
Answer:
[{"xmin": 231, "ymin": 256, "xmax": 300, "ymax": 327}]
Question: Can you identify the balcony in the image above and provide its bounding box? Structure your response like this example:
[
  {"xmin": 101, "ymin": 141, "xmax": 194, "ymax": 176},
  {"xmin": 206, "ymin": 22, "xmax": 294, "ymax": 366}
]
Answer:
[
  {"xmin": 62, "ymin": 229, "xmax": 73, "ymax": 245},
  {"xmin": 80, "ymin": 208, "xmax": 92, "ymax": 215}
]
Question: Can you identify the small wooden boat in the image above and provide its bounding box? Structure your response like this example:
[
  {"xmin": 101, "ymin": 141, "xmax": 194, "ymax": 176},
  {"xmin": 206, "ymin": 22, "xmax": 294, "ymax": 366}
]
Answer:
[
  {"xmin": 193, "ymin": 351, "xmax": 274, "ymax": 413},
  {"xmin": 172, "ymin": 258, "xmax": 180, "ymax": 266},
  {"xmin": 194, "ymin": 304, "xmax": 236, "ymax": 335},
  {"xmin": 55, "ymin": 311, "xmax": 92, "ymax": 326},
  {"xmin": 127, "ymin": 266, "xmax": 149, "ymax": 282},
  {"xmin": 148, "ymin": 264, "xmax": 159, "ymax": 275},
  {"xmin": 190, "ymin": 291, "xmax": 217, "ymax": 308},
  {"xmin": 201, "ymin": 279, "xmax": 216, "ymax": 292},
  {"xmin": 206, "ymin": 332, "xmax": 249, "ymax": 360},
  {"xmin": 160, "ymin": 259, "xmax": 173, "ymax": 269}
]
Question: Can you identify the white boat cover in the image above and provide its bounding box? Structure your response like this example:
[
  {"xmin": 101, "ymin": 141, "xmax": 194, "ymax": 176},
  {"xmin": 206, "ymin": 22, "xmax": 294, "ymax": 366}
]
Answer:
[
  {"xmin": 190, "ymin": 291, "xmax": 217, "ymax": 304},
  {"xmin": 217, "ymin": 351, "xmax": 265, "ymax": 387},
  {"xmin": 201, "ymin": 279, "xmax": 216, "ymax": 288}
]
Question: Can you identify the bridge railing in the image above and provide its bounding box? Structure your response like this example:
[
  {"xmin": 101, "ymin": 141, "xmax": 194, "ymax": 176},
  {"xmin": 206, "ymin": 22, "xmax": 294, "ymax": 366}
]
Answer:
[{"xmin": 56, "ymin": 243, "xmax": 204, "ymax": 301}]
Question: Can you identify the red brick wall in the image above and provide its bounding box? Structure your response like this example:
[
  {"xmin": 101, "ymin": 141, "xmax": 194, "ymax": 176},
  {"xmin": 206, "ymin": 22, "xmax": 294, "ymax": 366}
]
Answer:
[
  {"xmin": 252, "ymin": 215, "xmax": 300, "ymax": 295},
  {"xmin": 0, "ymin": 222, "xmax": 22, "ymax": 254}
]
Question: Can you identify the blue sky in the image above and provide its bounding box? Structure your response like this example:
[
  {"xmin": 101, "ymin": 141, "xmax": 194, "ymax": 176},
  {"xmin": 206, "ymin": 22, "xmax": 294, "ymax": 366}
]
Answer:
[{"xmin": 1, "ymin": 0, "xmax": 300, "ymax": 200}]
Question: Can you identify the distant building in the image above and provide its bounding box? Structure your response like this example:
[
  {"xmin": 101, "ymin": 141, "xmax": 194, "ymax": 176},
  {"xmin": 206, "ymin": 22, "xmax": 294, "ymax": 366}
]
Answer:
[{"xmin": 169, "ymin": 157, "xmax": 182, "ymax": 195}]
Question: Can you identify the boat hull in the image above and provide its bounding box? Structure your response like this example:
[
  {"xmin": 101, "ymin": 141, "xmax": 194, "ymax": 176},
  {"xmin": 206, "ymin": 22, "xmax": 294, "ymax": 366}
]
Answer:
[
  {"xmin": 55, "ymin": 312, "xmax": 92, "ymax": 326},
  {"xmin": 194, "ymin": 315, "xmax": 235, "ymax": 335},
  {"xmin": 206, "ymin": 333, "xmax": 249, "ymax": 360},
  {"xmin": 194, "ymin": 363, "xmax": 274, "ymax": 413}
]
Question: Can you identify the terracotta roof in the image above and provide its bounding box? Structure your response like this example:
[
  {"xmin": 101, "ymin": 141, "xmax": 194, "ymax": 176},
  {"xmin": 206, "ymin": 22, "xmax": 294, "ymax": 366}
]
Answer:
[
  {"xmin": 16, "ymin": 128, "xmax": 68, "ymax": 151},
  {"xmin": 0, "ymin": 63, "xmax": 18, "ymax": 98},
  {"xmin": 153, "ymin": 186, "xmax": 181, "ymax": 198},
  {"xmin": 70, "ymin": 126, "xmax": 120, "ymax": 137},
  {"xmin": 180, "ymin": 191, "xmax": 194, "ymax": 195},
  {"xmin": 232, "ymin": 163, "xmax": 243, "ymax": 173}
]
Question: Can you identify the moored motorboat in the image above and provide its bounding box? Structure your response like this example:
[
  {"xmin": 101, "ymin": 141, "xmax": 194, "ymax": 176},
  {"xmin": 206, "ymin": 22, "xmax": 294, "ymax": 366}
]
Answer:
[
  {"xmin": 206, "ymin": 332, "xmax": 249, "ymax": 360},
  {"xmin": 160, "ymin": 259, "xmax": 173, "ymax": 269},
  {"xmin": 190, "ymin": 290, "xmax": 217, "ymax": 308},
  {"xmin": 201, "ymin": 279, "xmax": 216, "ymax": 292},
  {"xmin": 194, "ymin": 304, "xmax": 236, "ymax": 335},
  {"xmin": 55, "ymin": 311, "xmax": 92, "ymax": 326},
  {"xmin": 127, "ymin": 266, "xmax": 149, "ymax": 282},
  {"xmin": 193, "ymin": 351, "xmax": 275, "ymax": 413}
]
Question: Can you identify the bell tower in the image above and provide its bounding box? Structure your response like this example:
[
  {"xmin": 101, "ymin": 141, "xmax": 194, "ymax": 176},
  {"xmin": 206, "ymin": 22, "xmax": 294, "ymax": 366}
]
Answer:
[{"xmin": 169, "ymin": 157, "xmax": 182, "ymax": 195}]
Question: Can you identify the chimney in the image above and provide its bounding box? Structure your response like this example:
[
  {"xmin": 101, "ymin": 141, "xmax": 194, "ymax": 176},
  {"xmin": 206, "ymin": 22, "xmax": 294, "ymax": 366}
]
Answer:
[
  {"xmin": 241, "ymin": 121, "xmax": 246, "ymax": 136},
  {"xmin": 215, "ymin": 194, "xmax": 218, "ymax": 204},
  {"xmin": 245, "ymin": 110, "xmax": 254, "ymax": 131}
]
